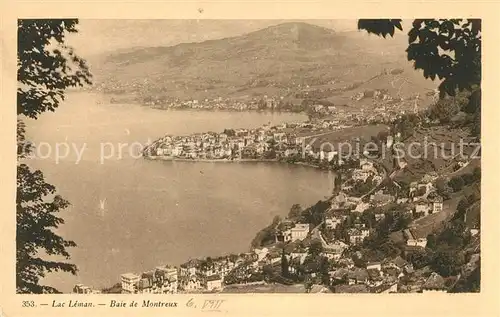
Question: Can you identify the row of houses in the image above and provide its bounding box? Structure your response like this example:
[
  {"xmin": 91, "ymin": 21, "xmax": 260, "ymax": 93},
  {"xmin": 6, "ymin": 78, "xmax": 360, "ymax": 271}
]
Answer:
[
  {"xmin": 331, "ymin": 256, "xmax": 451, "ymax": 293},
  {"xmin": 120, "ymin": 265, "xmax": 179, "ymax": 294},
  {"xmin": 147, "ymin": 118, "xmax": 361, "ymax": 163}
]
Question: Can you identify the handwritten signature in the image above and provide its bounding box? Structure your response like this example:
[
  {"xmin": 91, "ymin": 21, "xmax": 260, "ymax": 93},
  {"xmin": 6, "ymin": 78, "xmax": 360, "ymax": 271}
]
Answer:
[{"xmin": 186, "ymin": 298, "xmax": 225, "ymax": 312}]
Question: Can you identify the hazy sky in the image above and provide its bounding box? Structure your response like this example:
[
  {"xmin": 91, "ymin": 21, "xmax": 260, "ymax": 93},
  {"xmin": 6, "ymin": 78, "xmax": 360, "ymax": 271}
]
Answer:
[{"xmin": 66, "ymin": 19, "xmax": 408, "ymax": 58}]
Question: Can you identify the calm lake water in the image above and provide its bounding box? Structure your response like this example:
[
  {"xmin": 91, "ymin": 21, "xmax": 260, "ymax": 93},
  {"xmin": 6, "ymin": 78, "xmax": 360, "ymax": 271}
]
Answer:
[{"xmin": 24, "ymin": 92, "xmax": 334, "ymax": 292}]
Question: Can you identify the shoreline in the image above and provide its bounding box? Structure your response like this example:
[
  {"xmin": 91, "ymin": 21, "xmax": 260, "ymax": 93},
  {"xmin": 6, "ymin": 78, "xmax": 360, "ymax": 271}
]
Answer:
[
  {"xmin": 144, "ymin": 156, "xmax": 278, "ymax": 163},
  {"xmin": 143, "ymin": 155, "xmax": 335, "ymax": 172},
  {"xmin": 148, "ymin": 107, "xmax": 307, "ymax": 115},
  {"xmin": 77, "ymin": 90, "xmax": 331, "ymax": 118},
  {"xmin": 94, "ymin": 155, "xmax": 338, "ymax": 293}
]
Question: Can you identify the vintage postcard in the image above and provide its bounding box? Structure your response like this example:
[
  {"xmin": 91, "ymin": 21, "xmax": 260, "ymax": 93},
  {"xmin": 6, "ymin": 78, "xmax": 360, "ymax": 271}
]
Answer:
[{"xmin": 1, "ymin": 1, "xmax": 499, "ymax": 317}]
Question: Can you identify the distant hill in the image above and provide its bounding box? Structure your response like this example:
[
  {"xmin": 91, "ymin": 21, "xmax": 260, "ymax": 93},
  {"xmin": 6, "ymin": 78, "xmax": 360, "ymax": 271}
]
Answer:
[{"xmin": 90, "ymin": 22, "xmax": 438, "ymax": 105}]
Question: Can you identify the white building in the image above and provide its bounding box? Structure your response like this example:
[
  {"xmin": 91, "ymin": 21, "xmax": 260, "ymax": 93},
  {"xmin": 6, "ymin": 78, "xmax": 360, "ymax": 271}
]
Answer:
[
  {"xmin": 415, "ymin": 195, "xmax": 443, "ymax": 216},
  {"xmin": 325, "ymin": 216, "xmax": 342, "ymax": 229},
  {"xmin": 422, "ymin": 273, "xmax": 447, "ymax": 293},
  {"xmin": 172, "ymin": 145, "xmax": 183, "ymax": 157},
  {"xmin": 184, "ymin": 277, "xmax": 202, "ymax": 291},
  {"xmin": 290, "ymin": 224, "xmax": 310, "ymax": 241},
  {"xmin": 360, "ymin": 159, "xmax": 375, "ymax": 171},
  {"xmin": 354, "ymin": 202, "xmax": 370, "ymax": 213},
  {"xmin": 254, "ymin": 247, "xmax": 269, "ymax": 261},
  {"xmin": 121, "ymin": 273, "xmax": 140, "ymax": 294},
  {"xmin": 404, "ymin": 229, "xmax": 427, "ymax": 248},
  {"xmin": 415, "ymin": 202, "xmax": 430, "ymax": 215},
  {"xmin": 430, "ymin": 196, "xmax": 444, "ymax": 213},
  {"xmin": 366, "ymin": 262, "xmax": 382, "ymax": 271},
  {"xmin": 206, "ymin": 275, "xmax": 223, "ymax": 291},
  {"xmin": 352, "ymin": 169, "xmax": 371, "ymax": 182},
  {"xmin": 320, "ymin": 150, "xmax": 337, "ymax": 162}
]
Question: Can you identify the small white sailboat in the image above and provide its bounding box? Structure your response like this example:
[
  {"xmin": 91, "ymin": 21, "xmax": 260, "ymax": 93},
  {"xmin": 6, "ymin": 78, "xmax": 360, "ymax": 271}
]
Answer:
[{"xmin": 98, "ymin": 198, "xmax": 106, "ymax": 216}]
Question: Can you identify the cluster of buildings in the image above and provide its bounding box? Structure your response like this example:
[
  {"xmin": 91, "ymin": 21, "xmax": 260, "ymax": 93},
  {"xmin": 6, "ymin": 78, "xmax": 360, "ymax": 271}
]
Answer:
[
  {"xmin": 78, "ymin": 151, "xmax": 456, "ymax": 295},
  {"xmin": 177, "ymin": 256, "xmax": 243, "ymax": 292},
  {"xmin": 350, "ymin": 159, "xmax": 381, "ymax": 182},
  {"xmin": 92, "ymin": 244, "xmax": 453, "ymax": 295},
  {"xmin": 330, "ymin": 256, "xmax": 454, "ymax": 293},
  {"xmin": 146, "ymin": 120, "xmax": 353, "ymax": 162},
  {"xmin": 305, "ymin": 101, "xmax": 408, "ymax": 124},
  {"xmin": 351, "ymin": 88, "xmax": 396, "ymax": 102},
  {"xmin": 246, "ymin": 204, "xmax": 452, "ymax": 293},
  {"xmin": 144, "ymin": 96, "xmax": 266, "ymax": 112},
  {"xmin": 116, "ymin": 252, "xmax": 278, "ymax": 294},
  {"xmin": 306, "ymin": 161, "xmax": 447, "ymax": 252},
  {"xmin": 84, "ymin": 118, "xmax": 468, "ymax": 295},
  {"xmin": 120, "ymin": 265, "xmax": 179, "ymax": 294}
]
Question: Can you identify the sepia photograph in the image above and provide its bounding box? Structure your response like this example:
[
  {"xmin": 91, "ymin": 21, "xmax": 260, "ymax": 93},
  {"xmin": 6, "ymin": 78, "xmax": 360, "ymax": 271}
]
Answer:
[{"xmin": 15, "ymin": 17, "xmax": 481, "ymax": 298}]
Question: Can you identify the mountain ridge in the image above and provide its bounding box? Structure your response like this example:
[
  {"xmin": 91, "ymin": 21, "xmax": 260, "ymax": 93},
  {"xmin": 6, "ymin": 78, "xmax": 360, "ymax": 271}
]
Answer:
[
  {"xmin": 99, "ymin": 22, "xmax": 342, "ymax": 60},
  {"xmin": 90, "ymin": 22, "xmax": 437, "ymax": 105}
]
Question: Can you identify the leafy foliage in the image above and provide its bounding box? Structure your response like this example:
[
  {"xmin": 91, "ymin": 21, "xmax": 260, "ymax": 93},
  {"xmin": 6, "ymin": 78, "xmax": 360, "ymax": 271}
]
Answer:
[
  {"xmin": 448, "ymin": 168, "xmax": 481, "ymax": 193},
  {"xmin": 281, "ymin": 249, "xmax": 289, "ymax": 277},
  {"xmin": 17, "ymin": 164, "xmax": 77, "ymax": 293},
  {"xmin": 426, "ymin": 234, "xmax": 437, "ymax": 249},
  {"xmin": 18, "ymin": 20, "xmax": 92, "ymax": 119},
  {"xmin": 251, "ymin": 215, "xmax": 281, "ymax": 248},
  {"xmin": 357, "ymin": 19, "xmax": 403, "ymax": 38},
  {"xmin": 427, "ymin": 91, "xmax": 470, "ymax": 123},
  {"xmin": 451, "ymin": 257, "xmax": 480, "ymax": 292},
  {"xmin": 358, "ymin": 19, "xmax": 481, "ymax": 99},
  {"xmin": 101, "ymin": 282, "xmax": 122, "ymax": 294},
  {"xmin": 423, "ymin": 214, "xmax": 474, "ymax": 277},
  {"xmin": 391, "ymin": 113, "xmax": 422, "ymax": 140},
  {"xmin": 287, "ymin": 204, "xmax": 302, "ymax": 220},
  {"xmin": 308, "ymin": 239, "xmax": 324, "ymax": 258},
  {"xmin": 435, "ymin": 178, "xmax": 453, "ymax": 199},
  {"xmin": 448, "ymin": 175, "xmax": 465, "ymax": 192},
  {"xmin": 299, "ymin": 200, "xmax": 330, "ymax": 227},
  {"xmin": 345, "ymin": 176, "xmax": 376, "ymax": 197},
  {"xmin": 17, "ymin": 119, "xmax": 32, "ymax": 159},
  {"xmin": 17, "ymin": 19, "xmax": 92, "ymax": 293},
  {"xmin": 430, "ymin": 246, "xmax": 466, "ymax": 277}
]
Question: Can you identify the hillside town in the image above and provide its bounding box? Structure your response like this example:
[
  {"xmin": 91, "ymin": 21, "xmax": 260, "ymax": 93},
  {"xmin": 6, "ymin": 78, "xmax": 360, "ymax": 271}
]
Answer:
[
  {"xmin": 83, "ymin": 91, "xmax": 481, "ymax": 295},
  {"xmin": 78, "ymin": 144, "xmax": 480, "ymax": 294},
  {"xmin": 75, "ymin": 21, "xmax": 480, "ymax": 295},
  {"xmin": 99, "ymin": 85, "xmax": 430, "ymax": 124},
  {"xmin": 78, "ymin": 90, "xmax": 481, "ymax": 295},
  {"xmin": 17, "ymin": 18, "xmax": 482, "ymax": 302}
]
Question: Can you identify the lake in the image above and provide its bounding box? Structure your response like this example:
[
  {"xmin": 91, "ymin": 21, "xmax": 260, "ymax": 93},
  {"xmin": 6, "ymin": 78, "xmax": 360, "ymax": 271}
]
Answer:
[{"xmin": 24, "ymin": 92, "xmax": 335, "ymax": 292}]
